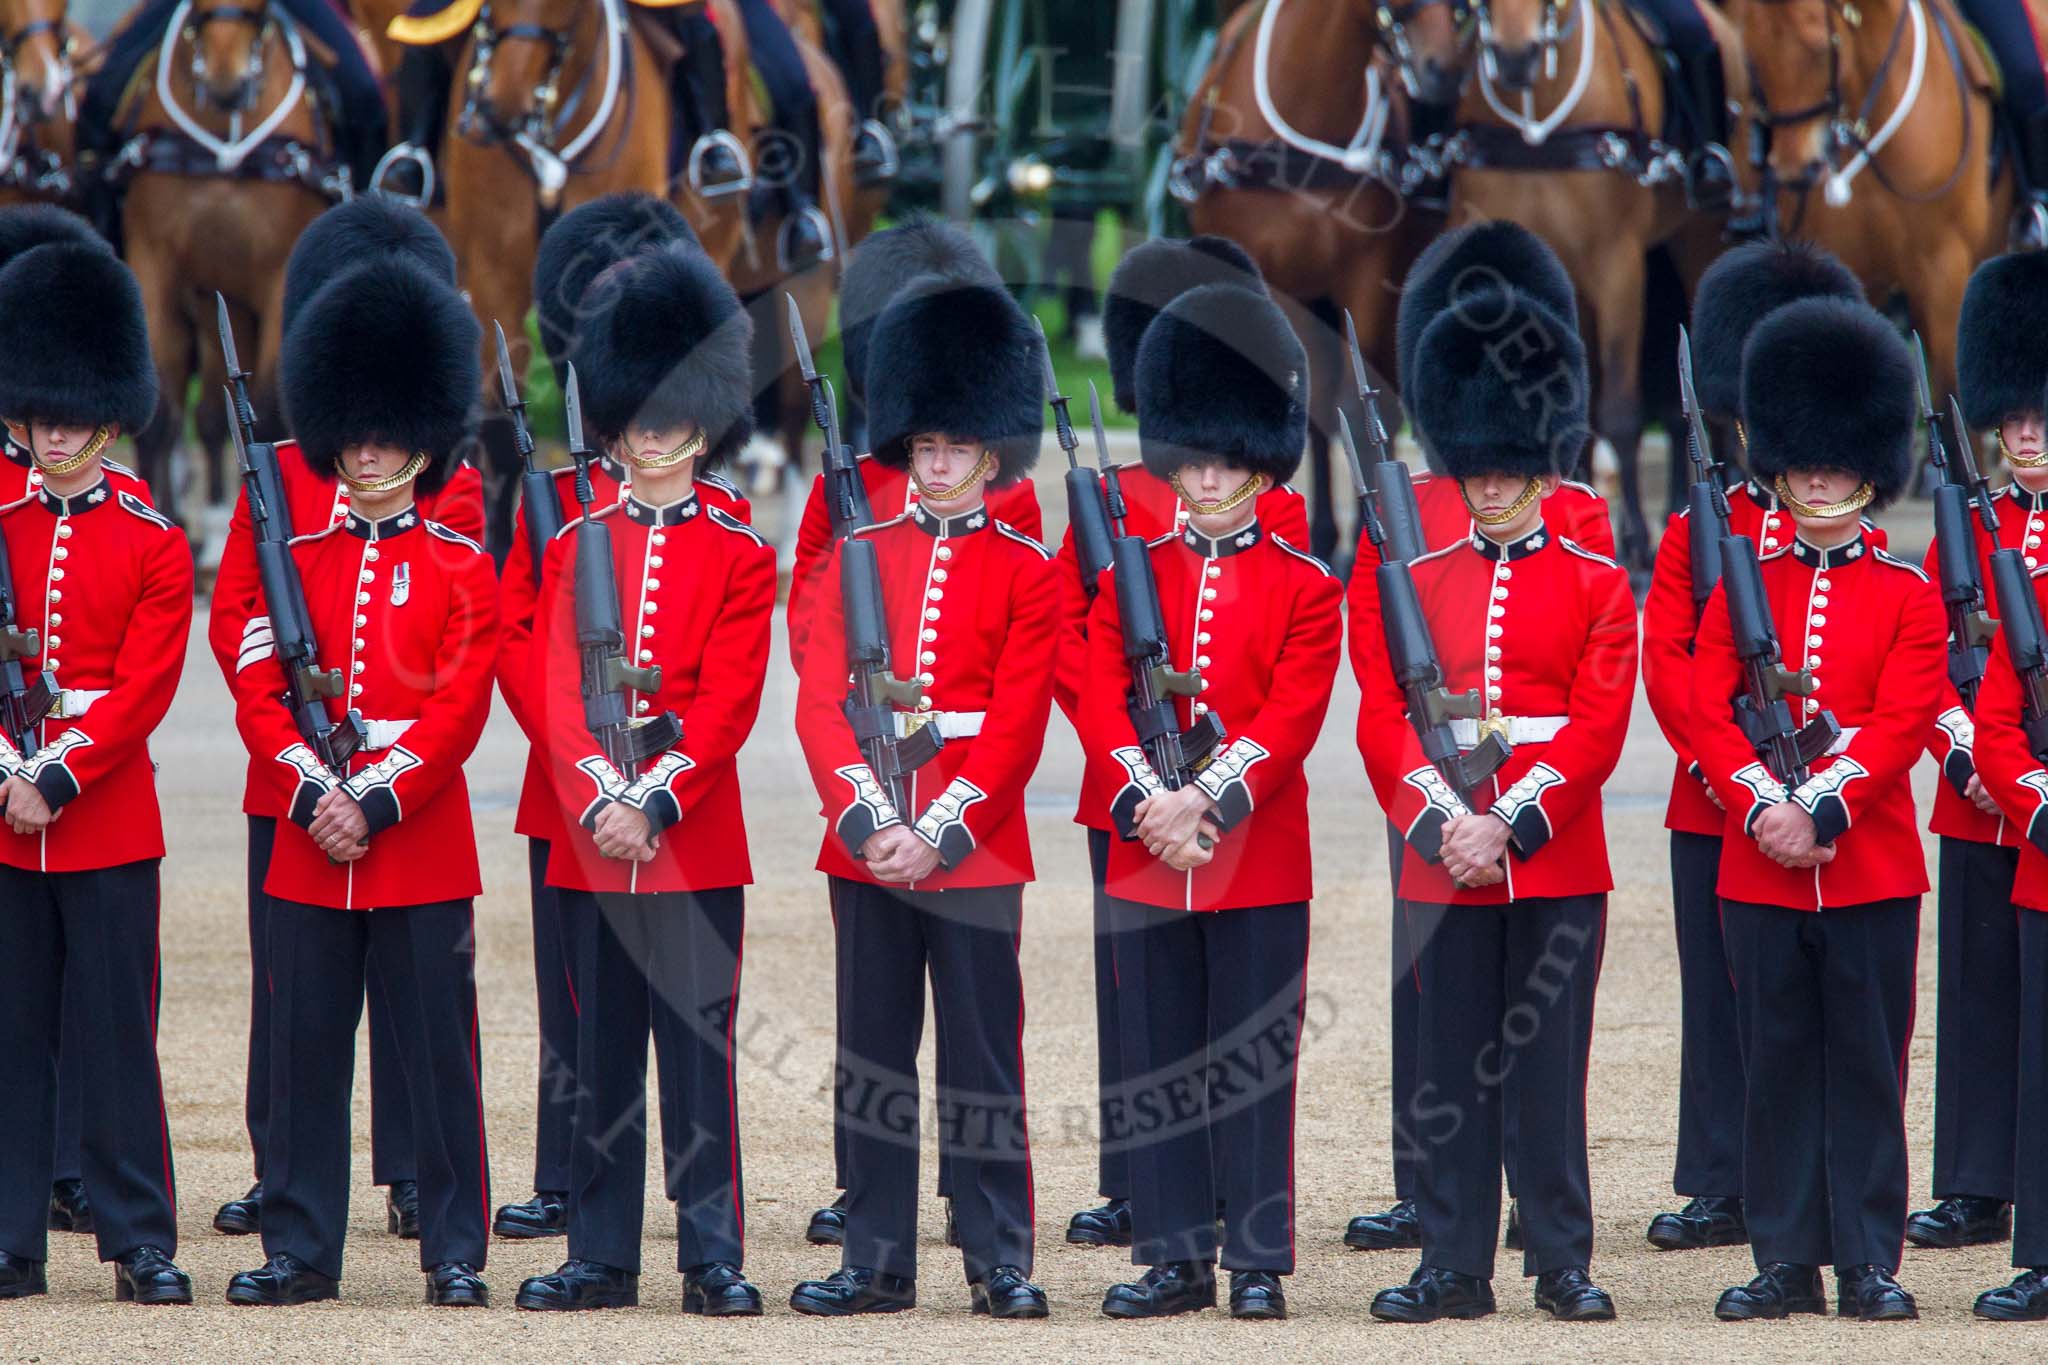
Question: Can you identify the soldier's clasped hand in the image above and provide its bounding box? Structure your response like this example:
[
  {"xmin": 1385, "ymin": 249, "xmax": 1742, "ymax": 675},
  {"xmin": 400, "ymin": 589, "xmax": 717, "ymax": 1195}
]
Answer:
[
  {"xmin": 1134, "ymin": 787, "xmax": 1221, "ymax": 861},
  {"xmin": 1440, "ymin": 813, "xmax": 1510, "ymax": 888},
  {"xmin": 591, "ymin": 803, "xmax": 659, "ymax": 863},
  {"xmin": 307, "ymin": 788, "xmax": 370, "ymax": 863},
  {"xmin": 1, "ymin": 775, "xmax": 54, "ymax": 835},
  {"xmin": 1750, "ymin": 803, "xmax": 1835, "ymax": 869},
  {"xmin": 860, "ymin": 825, "xmax": 941, "ymax": 884}
]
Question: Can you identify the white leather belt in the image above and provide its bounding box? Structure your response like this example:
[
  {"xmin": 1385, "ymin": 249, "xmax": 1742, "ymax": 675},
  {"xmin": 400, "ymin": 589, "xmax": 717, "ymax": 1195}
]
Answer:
[
  {"xmin": 894, "ymin": 710, "xmax": 984, "ymax": 740},
  {"xmin": 49, "ymin": 688, "xmax": 107, "ymax": 720},
  {"xmin": 1450, "ymin": 714, "xmax": 1569, "ymax": 747},
  {"xmin": 1826, "ymin": 726, "xmax": 1859, "ymax": 756},
  {"xmin": 361, "ymin": 718, "xmax": 416, "ymax": 751}
]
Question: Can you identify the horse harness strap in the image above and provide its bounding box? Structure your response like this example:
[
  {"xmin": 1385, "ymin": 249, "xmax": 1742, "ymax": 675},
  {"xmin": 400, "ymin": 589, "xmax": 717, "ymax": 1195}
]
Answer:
[
  {"xmin": 104, "ymin": 127, "xmax": 347, "ymax": 200},
  {"xmin": 1444, "ymin": 121, "xmax": 1669, "ymax": 174}
]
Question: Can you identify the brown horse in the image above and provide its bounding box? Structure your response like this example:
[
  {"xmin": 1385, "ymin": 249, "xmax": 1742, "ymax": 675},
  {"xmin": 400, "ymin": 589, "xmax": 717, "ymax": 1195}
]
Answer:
[
  {"xmin": 1732, "ymin": 0, "xmax": 2020, "ymax": 423},
  {"xmin": 0, "ymin": 0, "xmax": 90, "ymax": 207},
  {"xmin": 117, "ymin": 0, "xmax": 340, "ymax": 528},
  {"xmin": 1176, "ymin": 0, "xmax": 1466, "ymax": 560},
  {"xmin": 1449, "ymin": 0, "xmax": 1748, "ymax": 577}
]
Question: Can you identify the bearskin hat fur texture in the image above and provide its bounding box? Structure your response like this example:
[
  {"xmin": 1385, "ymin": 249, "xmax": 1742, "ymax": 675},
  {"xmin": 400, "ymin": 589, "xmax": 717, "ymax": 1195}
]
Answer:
[
  {"xmin": 1690, "ymin": 239, "xmax": 1863, "ymax": 418},
  {"xmin": 0, "ymin": 204, "xmax": 107, "ymax": 271},
  {"xmin": 281, "ymin": 255, "xmax": 479, "ymax": 495},
  {"xmin": 865, "ymin": 278, "xmax": 1044, "ymax": 486},
  {"xmin": 1104, "ymin": 234, "xmax": 1264, "ymax": 414},
  {"xmin": 533, "ymin": 192, "xmax": 698, "ymax": 381},
  {"xmin": 0, "ymin": 243, "xmax": 157, "ymax": 431},
  {"xmin": 1408, "ymin": 283, "xmax": 1588, "ymax": 481},
  {"xmin": 1740, "ymin": 296, "xmax": 1914, "ymax": 507},
  {"xmin": 839, "ymin": 215, "xmax": 1000, "ymax": 406},
  {"xmin": 1958, "ymin": 250, "xmax": 2048, "ymax": 429},
  {"xmin": 1396, "ymin": 219, "xmax": 1578, "ymax": 399},
  {"xmin": 1134, "ymin": 282, "xmax": 1307, "ymax": 484},
  {"xmin": 566, "ymin": 241, "xmax": 755, "ymax": 465},
  {"xmin": 283, "ymin": 196, "xmax": 457, "ymax": 331}
]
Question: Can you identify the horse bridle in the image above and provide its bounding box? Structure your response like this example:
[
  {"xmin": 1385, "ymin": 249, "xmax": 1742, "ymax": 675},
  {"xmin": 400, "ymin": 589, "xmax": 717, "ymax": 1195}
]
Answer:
[
  {"xmin": 458, "ymin": 2, "xmax": 575, "ymax": 149},
  {"xmin": 2, "ymin": 16, "xmax": 75, "ymax": 119},
  {"xmin": 183, "ymin": 1, "xmax": 271, "ymax": 112},
  {"xmin": 1472, "ymin": 0, "xmax": 1582, "ymax": 86},
  {"xmin": 1374, "ymin": 0, "xmax": 1472, "ymax": 98}
]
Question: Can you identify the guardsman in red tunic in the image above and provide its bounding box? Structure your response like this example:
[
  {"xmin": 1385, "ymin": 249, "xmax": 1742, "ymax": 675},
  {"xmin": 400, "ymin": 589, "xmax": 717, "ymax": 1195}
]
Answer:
[
  {"xmin": 1054, "ymin": 234, "xmax": 1308, "ymax": 1253},
  {"xmin": 787, "ymin": 217, "xmax": 1040, "ymax": 1248},
  {"xmin": 1638, "ymin": 239, "xmax": 1866, "ymax": 1254},
  {"xmin": 512, "ymin": 243, "xmax": 771, "ymax": 1317},
  {"xmin": 790, "ymin": 279, "xmax": 1056, "ymax": 1319},
  {"xmin": 1908, "ymin": 251, "xmax": 2048, "ymax": 1255},
  {"xmin": 1689, "ymin": 299, "xmax": 1943, "ymax": 1323},
  {"xmin": 1357, "ymin": 276, "xmax": 1634, "ymax": 1325},
  {"xmin": 222, "ymin": 256, "xmax": 498, "ymax": 1309},
  {"xmin": 1077, "ymin": 283, "xmax": 1339, "ymax": 1323},
  {"xmin": 0, "ymin": 243, "xmax": 193, "ymax": 1306},
  {"xmin": 1964, "ymin": 482, "xmax": 2048, "ymax": 1321},
  {"xmin": 0, "ymin": 202, "xmax": 161, "ymax": 1244},
  {"xmin": 206, "ymin": 198, "xmax": 484, "ymax": 1243},
  {"xmin": 1344, "ymin": 221, "xmax": 1617, "ymax": 1256},
  {"xmin": 493, "ymin": 193, "xmax": 750, "ymax": 1244}
]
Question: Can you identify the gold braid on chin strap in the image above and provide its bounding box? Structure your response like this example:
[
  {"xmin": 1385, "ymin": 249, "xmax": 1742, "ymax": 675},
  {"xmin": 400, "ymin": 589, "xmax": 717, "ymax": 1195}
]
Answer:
[
  {"xmin": 30, "ymin": 424, "xmax": 113, "ymax": 478},
  {"xmin": 912, "ymin": 449, "xmax": 995, "ymax": 501},
  {"xmin": 339, "ymin": 451, "xmax": 429, "ymax": 494},
  {"xmin": 1772, "ymin": 475, "xmax": 1874, "ymax": 520},
  {"xmin": 1999, "ymin": 427, "xmax": 2048, "ymax": 469},
  {"xmin": 628, "ymin": 428, "xmax": 707, "ymax": 470},
  {"xmin": 1461, "ymin": 475, "xmax": 1542, "ymax": 526},
  {"xmin": 1169, "ymin": 470, "xmax": 1262, "ymax": 517}
]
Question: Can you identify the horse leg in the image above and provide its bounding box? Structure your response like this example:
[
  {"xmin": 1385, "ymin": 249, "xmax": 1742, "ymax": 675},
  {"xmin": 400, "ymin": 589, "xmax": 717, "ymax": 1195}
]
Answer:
[
  {"xmin": 129, "ymin": 250, "xmax": 189, "ymax": 530},
  {"xmin": 1587, "ymin": 254, "xmax": 1654, "ymax": 583},
  {"xmin": 1912, "ymin": 238, "xmax": 1973, "ymax": 490}
]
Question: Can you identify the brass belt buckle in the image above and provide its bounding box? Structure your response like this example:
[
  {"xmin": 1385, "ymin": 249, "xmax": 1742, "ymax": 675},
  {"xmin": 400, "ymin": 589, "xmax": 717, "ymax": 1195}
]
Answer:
[
  {"xmin": 900, "ymin": 711, "xmax": 933, "ymax": 736},
  {"xmin": 1475, "ymin": 712, "xmax": 1512, "ymax": 746}
]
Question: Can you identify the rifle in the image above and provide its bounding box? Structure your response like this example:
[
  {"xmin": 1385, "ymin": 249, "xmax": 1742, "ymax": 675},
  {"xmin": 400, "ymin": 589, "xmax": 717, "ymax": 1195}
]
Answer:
[
  {"xmin": 1341, "ymin": 309, "xmax": 1427, "ymax": 565},
  {"xmin": 564, "ymin": 365, "xmax": 680, "ymax": 778},
  {"xmin": 1989, "ymin": 501, "xmax": 2048, "ymax": 763},
  {"xmin": 497, "ymin": 320, "xmax": 561, "ymax": 583},
  {"xmin": 1677, "ymin": 325, "xmax": 1732, "ymax": 613},
  {"xmin": 1090, "ymin": 382, "xmax": 1223, "ymax": 818},
  {"xmin": 1339, "ymin": 408, "xmax": 1511, "ymax": 807},
  {"xmin": 1719, "ymin": 530, "xmax": 1839, "ymax": 786},
  {"xmin": 787, "ymin": 291, "xmax": 872, "ymax": 540},
  {"xmin": 826, "ymin": 374, "xmax": 942, "ymax": 814},
  {"xmin": 1922, "ymin": 358, "xmax": 1999, "ymax": 710},
  {"xmin": 0, "ymin": 510, "xmax": 54, "ymax": 761},
  {"xmin": 218, "ymin": 295, "xmax": 366, "ymax": 777},
  {"xmin": 1038, "ymin": 318, "xmax": 1113, "ymax": 594}
]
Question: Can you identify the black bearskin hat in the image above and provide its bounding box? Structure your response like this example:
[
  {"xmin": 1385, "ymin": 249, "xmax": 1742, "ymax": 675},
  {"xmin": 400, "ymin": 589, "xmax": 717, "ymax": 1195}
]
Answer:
[
  {"xmin": 1408, "ymin": 283, "xmax": 1588, "ymax": 481},
  {"xmin": 1396, "ymin": 219, "xmax": 1577, "ymax": 399},
  {"xmin": 1135, "ymin": 282, "xmax": 1307, "ymax": 484},
  {"xmin": 1691, "ymin": 239, "xmax": 1863, "ymax": 418},
  {"xmin": 0, "ymin": 243, "xmax": 157, "ymax": 431},
  {"xmin": 533, "ymin": 192, "xmax": 698, "ymax": 381},
  {"xmin": 1958, "ymin": 251, "xmax": 2048, "ymax": 429},
  {"xmin": 281, "ymin": 255, "xmax": 479, "ymax": 495},
  {"xmin": 839, "ymin": 215, "xmax": 999, "ymax": 407},
  {"xmin": 865, "ymin": 277, "xmax": 1044, "ymax": 486},
  {"xmin": 1105, "ymin": 234, "xmax": 1263, "ymax": 414},
  {"xmin": 283, "ymin": 196, "xmax": 457, "ymax": 331},
  {"xmin": 0, "ymin": 203, "xmax": 107, "ymax": 269},
  {"xmin": 1740, "ymin": 296, "xmax": 1914, "ymax": 507},
  {"xmin": 567, "ymin": 241, "xmax": 754, "ymax": 465}
]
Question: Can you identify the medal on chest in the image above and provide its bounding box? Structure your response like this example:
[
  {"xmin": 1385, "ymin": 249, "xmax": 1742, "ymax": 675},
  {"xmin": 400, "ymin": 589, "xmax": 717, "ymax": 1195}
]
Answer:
[{"xmin": 390, "ymin": 562, "xmax": 411, "ymax": 608}]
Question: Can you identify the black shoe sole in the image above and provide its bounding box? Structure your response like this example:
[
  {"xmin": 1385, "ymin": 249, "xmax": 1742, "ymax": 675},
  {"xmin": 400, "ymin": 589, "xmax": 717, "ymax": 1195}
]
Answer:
[
  {"xmin": 974, "ymin": 1296, "xmax": 1051, "ymax": 1319},
  {"xmin": 225, "ymin": 1284, "xmax": 340, "ymax": 1306},
  {"xmin": 1837, "ymin": 1298, "xmax": 1918, "ymax": 1321},
  {"xmin": 514, "ymin": 1290, "xmax": 638, "ymax": 1311},
  {"xmin": 1904, "ymin": 1225, "xmax": 2009, "ymax": 1249},
  {"xmin": 1974, "ymin": 1299, "xmax": 2048, "ymax": 1322},
  {"xmin": 48, "ymin": 1209, "xmax": 93, "ymax": 1235},
  {"xmin": 804, "ymin": 1220, "xmax": 845, "ymax": 1247},
  {"xmin": 683, "ymin": 1290, "xmax": 764, "ymax": 1317},
  {"xmin": 0, "ymin": 1281, "xmax": 47, "ymax": 1300},
  {"xmin": 1368, "ymin": 1299, "xmax": 1496, "ymax": 1323},
  {"xmin": 491, "ymin": 1217, "xmax": 566, "ymax": 1240},
  {"xmin": 1344, "ymin": 1227, "xmax": 1422, "ymax": 1251},
  {"xmin": 212, "ymin": 1208, "xmax": 261, "ymax": 1236},
  {"xmin": 1065, "ymin": 1225, "xmax": 1133, "ymax": 1248},
  {"xmin": 1231, "ymin": 1300, "xmax": 1288, "ymax": 1320},
  {"xmin": 1537, "ymin": 1299, "xmax": 1616, "ymax": 1321},
  {"xmin": 1714, "ymin": 1299, "xmax": 1824, "ymax": 1321},
  {"xmin": 1647, "ymin": 1224, "xmax": 1749, "ymax": 1251},
  {"xmin": 426, "ymin": 1288, "xmax": 490, "ymax": 1308},
  {"xmin": 1102, "ymin": 1296, "xmax": 1215, "ymax": 1319},
  {"xmin": 115, "ymin": 1278, "xmax": 193, "ymax": 1306},
  {"xmin": 789, "ymin": 1292, "xmax": 914, "ymax": 1316}
]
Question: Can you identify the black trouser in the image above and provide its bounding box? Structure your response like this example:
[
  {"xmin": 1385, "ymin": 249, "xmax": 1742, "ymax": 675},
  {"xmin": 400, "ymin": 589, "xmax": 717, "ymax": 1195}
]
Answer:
[
  {"xmin": 563, "ymin": 886, "xmax": 746, "ymax": 1275},
  {"xmin": 53, "ymin": 974, "xmax": 85, "ymax": 1185},
  {"xmin": 1410, "ymin": 895, "xmax": 1604, "ymax": 1281},
  {"xmin": 1386, "ymin": 820, "xmax": 1418, "ymax": 1201},
  {"xmin": 1670, "ymin": 830, "xmax": 1744, "ymax": 1197},
  {"xmin": 0, "ymin": 861, "xmax": 177, "ymax": 1264},
  {"xmin": 243, "ymin": 816, "xmax": 414, "ymax": 1188},
  {"xmin": 819, "ymin": 0, "xmax": 885, "ymax": 119},
  {"xmin": 831, "ymin": 877, "xmax": 1032, "ymax": 1284},
  {"xmin": 2013, "ymin": 909, "xmax": 2048, "ymax": 1266},
  {"xmin": 1722, "ymin": 897, "xmax": 1917, "ymax": 1272},
  {"xmin": 527, "ymin": 840, "xmax": 579, "ymax": 1194},
  {"xmin": 1115, "ymin": 899, "xmax": 1308, "ymax": 1274},
  {"xmin": 1087, "ymin": 828, "xmax": 1128, "ymax": 1200},
  {"xmin": 737, "ymin": 0, "xmax": 822, "ymax": 207},
  {"xmin": 259, "ymin": 898, "xmax": 489, "ymax": 1280},
  {"xmin": 1932, "ymin": 836, "xmax": 2021, "ymax": 1203}
]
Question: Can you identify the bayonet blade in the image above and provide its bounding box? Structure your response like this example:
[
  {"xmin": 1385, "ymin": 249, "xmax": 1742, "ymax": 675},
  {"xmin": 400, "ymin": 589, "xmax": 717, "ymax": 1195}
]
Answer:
[
  {"xmin": 786, "ymin": 292, "xmax": 817, "ymax": 384},
  {"xmin": 216, "ymin": 292, "xmax": 244, "ymax": 382},
  {"xmin": 223, "ymin": 388, "xmax": 250, "ymax": 468},
  {"xmin": 1035, "ymin": 317, "xmax": 1062, "ymax": 403},
  {"xmin": 564, "ymin": 364, "xmax": 586, "ymax": 457},
  {"xmin": 1677, "ymin": 325, "xmax": 1695, "ymax": 410},
  {"xmin": 1344, "ymin": 308, "xmax": 1372, "ymax": 402},
  {"xmin": 1911, "ymin": 330, "xmax": 1934, "ymax": 419},
  {"xmin": 821, "ymin": 374, "xmax": 843, "ymax": 456},
  {"xmin": 493, "ymin": 321, "xmax": 523, "ymax": 411},
  {"xmin": 1088, "ymin": 380, "xmax": 1111, "ymax": 466},
  {"xmin": 1336, "ymin": 408, "xmax": 1368, "ymax": 492}
]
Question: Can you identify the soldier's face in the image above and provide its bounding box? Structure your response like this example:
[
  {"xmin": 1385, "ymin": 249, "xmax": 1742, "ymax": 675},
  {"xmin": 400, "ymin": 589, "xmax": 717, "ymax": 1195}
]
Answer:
[
  {"xmin": 342, "ymin": 441, "xmax": 415, "ymax": 495},
  {"xmin": 26, "ymin": 419, "xmax": 103, "ymax": 464},
  {"xmin": 1460, "ymin": 472, "xmax": 1557, "ymax": 538},
  {"xmin": 1784, "ymin": 466, "xmax": 1865, "ymax": 534},
  {"xmin": 1178, "ymin": 458, "xmax": 1270, "ymax": 534},
  {"xmin": 2003, "ymin": 412, "xmax": 2048, "ymax": 489},
  {"xmin": 910, "ymin": 433, "xmax": 990, "ymax": 511},
  {"xmin": 623, "ymin": 421, "xmax": 702, "ymax": 468}
]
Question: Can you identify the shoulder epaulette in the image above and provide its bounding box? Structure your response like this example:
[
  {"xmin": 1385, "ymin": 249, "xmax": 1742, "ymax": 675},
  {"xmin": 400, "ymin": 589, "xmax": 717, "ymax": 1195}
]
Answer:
[
  {"xmin": 1270, "ymin": 534, "xmax": 1332, "ymax": 577},
  {"xmin": 993, "ymin": 519, "xmax": 1051, "ymax": 559},
  {"xmin": 288, "ymin": 518, "xmax": 345, "ymax": 548},
  {"xmin": 1561, "ymin": 478, "xmax": 1603, "ymax": 500},
  {"xmin": 1558, "ymin": 536, "xmax": 1620, "ymax": 569},
  {"xmin": 707, "ymin": 504, "xmax": 767, "ymax": 547},
  {"xmin": 1872, "ymin": 547, "xmax": 1929, "ymax": 582},
  {"xmin": 553, "ymin": 503, "xmax": 622, "ymax": 538},
  {"xmin": 698, "ymin": 469, "xmax": 743, "ymax": 499},
  {"xmin": 102, "ymin": 455, "xmax": 141, "ymax": 480},
  {"xmin": 426, "ymin": 520, "xmax": 485, "ymax": 553},
  {"xmin": 1410, "ymin": 539, "xmax": 1462, "ymax": 567},
  {"xmin": 116, "ymin": 490, "xmax": 175, "ymax": 531}
]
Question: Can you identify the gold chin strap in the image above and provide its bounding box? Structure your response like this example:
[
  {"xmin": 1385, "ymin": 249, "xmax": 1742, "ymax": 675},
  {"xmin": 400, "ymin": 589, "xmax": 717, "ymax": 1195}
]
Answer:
[
  {"xmin": 1773, "ymin": 475, "xmax": 1874, "ymax": 520},
  {"xmin": 340, "ymin": 451, "xmax": 429, "ymax": 494},
  {"xmin": 629, "ymin": 428, "xmax": 707, "ymax": 471},
  {"xmin": 33, "ymin": 425, "xmax": 112, "ymax": 478},
  {"xmin": 1461, "ymin": 476, "xmax": 1542, "ymax": 526},
  {"xmin": 1998, "ymin": 428, "xmax": 2048, "ymax": 469},
  {"xmin": 912, "ymin": 449, "xmax": 995, "ymax": 501},
  {"xmin": 1169, "ymin": 470, "xmax": 1262, "ymax": 517}
]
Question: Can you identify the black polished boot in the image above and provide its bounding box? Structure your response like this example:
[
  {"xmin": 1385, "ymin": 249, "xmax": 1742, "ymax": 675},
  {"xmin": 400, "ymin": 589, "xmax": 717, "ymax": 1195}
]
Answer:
[
  {"xmin": 806, "ymin": 1192, "xmax": 847, "ymax": 1246},
  {"xmin": 113, "ymin": 1246, "xmax": 192, "ymax": 1305},
  {"xmin": 688, "ymin": 132, "xmax": 751, "ymax": 197},
  {"xmin": 1647, "ymin": 1196, "xmax": 1748, "ymax": 1250},
  {"xmin": 777, "ymin": 205, "xmax": 832, "ymax": 273},
  {"xmin": 426, "ymin": 1262, "xmax": 489, "ymax": 1308},
  {"xmin": 943, "ymin": 1197, "xmax": 959, "ymax": 1248},
  {"xmin": 1067, "ymin": 1197, "xmax": 1132, "ymax": 1247},
  {"xmin": 1230, "ymin": 1269, "xmax": 1288, "ymax": 1320},
  {"xmin": 2009, "ymin": 110, "xmax": 2048, "ymax": 251},
  {"xmin": 1836, "ymin": 1264, "xmax": 1917, "ymax": 1321},
  {"xmin": 0, "ymin": 1250, "xmax": 46, "ymax": 1299},
  {"xmin": 1906, "ymin": 1195, "xmax": 2012, "ymax": 1248},
  {"xmin": 1534, "ymin": 1267, "xmax": 1615, "ymax": 1321},
  {"xmin": 853, "ymin": 119, "xmax": 899, "ymax": 186},
  {"xmin": 1975, "ymin": 1267, "xmax": 2048, "ymax": 1321},
  {"xmin": 1345, "ymin": 1199, "xmax": 1421, "ymax": 1251},
  {"xmin": 972, "ymin": 1264, "xmax": 1049, "ymax": 1319},
  {"xmin": 789, "ymin": 1266, "xmax": 916, "ymax": 1316},
  {"xmin": 385, "ymin": 1180, "xmax": 420, "ymax": 1239},
  {"xmin": 1667, "ymin": 46, "xmax": 1737, "ymax": 212},
  {"xmin": 683, "ymin": 1261, "xmax": 762, "ymax": 1317},
  {"xmin": 213, "ymin": 1182, "xmax": 262, "ymax": 1235},
  {"xmin": 1102, "ymin": 1261, "xmax": 1217, "ymax": 1319},
  {"xmin": 1369, "ymin": 1264, "xmax": 1496, "ymax": 1322},
  {"xmin": 1503, "ymin": 1199, "xmax": 1522, "ymax": 1250},
  {"xmin": 225, "ymin": 1253, "xmax": 341, "ymax": 1306},
  {"xmin": 515, "ymin": 1259, "xmax": 639, "ymax": 1311},
  {"xmin": 492, "ymin": 1190, "xmax": 568, "ymax": 1239},
  {"xmin": 47, "ymin": 1178, "xmax": 93, "ymax": 1234},
  {"xmin": 1714, "ymin": 1262, "xmax": 1824, "ymax": 1320}
]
